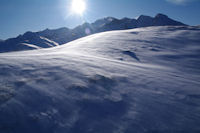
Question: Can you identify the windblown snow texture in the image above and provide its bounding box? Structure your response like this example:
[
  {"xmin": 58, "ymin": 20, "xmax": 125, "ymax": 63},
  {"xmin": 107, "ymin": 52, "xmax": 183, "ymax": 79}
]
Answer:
[{"xmin": 0, "ymin": 26, "xmax": 200, "ymax": 133}]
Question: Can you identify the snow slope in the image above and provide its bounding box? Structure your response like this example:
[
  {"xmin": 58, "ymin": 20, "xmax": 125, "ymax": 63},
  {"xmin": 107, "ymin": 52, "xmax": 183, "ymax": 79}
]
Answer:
[{"xmin": 0, "ymin": 26, "xmax": 200, "ymax": 133}]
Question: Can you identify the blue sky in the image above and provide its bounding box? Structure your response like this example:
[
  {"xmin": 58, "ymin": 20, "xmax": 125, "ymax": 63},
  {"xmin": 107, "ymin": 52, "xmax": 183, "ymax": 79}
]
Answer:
[{"xmin": 0, "ymin": 0, "xmax": 200, "ymax": 39}]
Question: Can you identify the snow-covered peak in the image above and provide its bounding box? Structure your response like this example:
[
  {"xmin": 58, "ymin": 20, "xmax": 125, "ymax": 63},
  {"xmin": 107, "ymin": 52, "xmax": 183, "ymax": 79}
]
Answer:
[
  {"xmin": 38, "ymin": 27, "xmax": 70, "ymax": 37},
  {"xmin": 92, "ymin": 17, "xmax": 117, "ymax": 28},
  {"xmin": 23, "ymin": 31, "xmax": 38, "ymax": 38},
  {"xmin": 155, "ymin": 13, "xmax": 169, "ymax": 19},
  {"xmin": 121, "ymin": 17, "xmax": 134, "ymax": 21},
  {"xmin": 137, "ymin": 15, "xmax": 154, "ymax": 27},
  {"xmin": 137, "ymin": 15, "xmax": 153, "ymax": 21}
]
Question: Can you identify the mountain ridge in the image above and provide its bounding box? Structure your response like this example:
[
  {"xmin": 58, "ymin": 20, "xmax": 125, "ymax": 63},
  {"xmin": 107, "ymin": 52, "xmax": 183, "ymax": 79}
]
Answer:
[{"xmin": 0, "ymin": 13, "xmax": 186, "ymax": 53}]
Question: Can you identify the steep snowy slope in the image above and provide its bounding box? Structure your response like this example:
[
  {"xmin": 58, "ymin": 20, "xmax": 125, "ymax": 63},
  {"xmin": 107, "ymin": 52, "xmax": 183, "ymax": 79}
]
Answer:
[
  {"xmin": 0, "ymin": 26, "xmax": 200, "ymax": 133},
  {"xmin": 0, "ymin": 32, "xmax": 59, "ymax": 53}
]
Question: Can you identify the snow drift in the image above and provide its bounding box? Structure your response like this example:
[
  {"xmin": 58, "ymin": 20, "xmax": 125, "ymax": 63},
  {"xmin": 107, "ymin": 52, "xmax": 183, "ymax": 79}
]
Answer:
[{"xmin": 0, "ymin": 26, "xmax": 200, "ymax": 133}]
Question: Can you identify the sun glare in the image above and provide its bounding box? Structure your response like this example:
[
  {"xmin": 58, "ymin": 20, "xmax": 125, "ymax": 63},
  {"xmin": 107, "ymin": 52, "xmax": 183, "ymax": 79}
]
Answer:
[{"xmin": 71, "ymin": 0, "xmax": 86, "ymax": 15}]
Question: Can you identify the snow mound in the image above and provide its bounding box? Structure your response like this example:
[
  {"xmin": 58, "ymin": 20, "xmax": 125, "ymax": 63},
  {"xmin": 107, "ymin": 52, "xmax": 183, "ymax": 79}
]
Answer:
[{"xmin": 0, "ymin": 26, "xmax": 200, "ymax": 133}]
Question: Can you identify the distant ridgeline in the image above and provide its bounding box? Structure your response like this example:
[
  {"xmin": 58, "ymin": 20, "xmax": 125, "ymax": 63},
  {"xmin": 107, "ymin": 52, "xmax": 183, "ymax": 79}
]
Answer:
[{"xmin": 0, "ymin": 13, "xmax": 186, "ymax": 53}]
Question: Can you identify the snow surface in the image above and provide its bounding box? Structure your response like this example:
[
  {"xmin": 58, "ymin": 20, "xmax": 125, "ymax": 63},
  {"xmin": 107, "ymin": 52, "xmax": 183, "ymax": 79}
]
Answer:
[{"xmin": 0, "ymin": 26, "xmax": 200, "ymax": 133}]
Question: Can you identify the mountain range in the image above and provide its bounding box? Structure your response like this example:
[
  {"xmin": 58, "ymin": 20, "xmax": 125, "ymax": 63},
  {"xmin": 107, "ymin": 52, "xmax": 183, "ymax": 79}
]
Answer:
[{"xmin": 0, "ymin": 13, "xmax": 186, "ymax": 53}]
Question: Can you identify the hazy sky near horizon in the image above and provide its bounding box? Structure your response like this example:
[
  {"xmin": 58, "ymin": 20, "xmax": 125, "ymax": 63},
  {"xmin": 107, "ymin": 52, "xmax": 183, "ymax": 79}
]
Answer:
[{"xmin": 0, "ymin": 0, "xmax": 200, "ymax": 39}]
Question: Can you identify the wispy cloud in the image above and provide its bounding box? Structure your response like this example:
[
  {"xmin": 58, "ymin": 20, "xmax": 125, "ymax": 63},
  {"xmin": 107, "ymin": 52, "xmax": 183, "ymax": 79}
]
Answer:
[{"xmin": 166, "ymin": 0, "xmax": 197, "ymax": 5}]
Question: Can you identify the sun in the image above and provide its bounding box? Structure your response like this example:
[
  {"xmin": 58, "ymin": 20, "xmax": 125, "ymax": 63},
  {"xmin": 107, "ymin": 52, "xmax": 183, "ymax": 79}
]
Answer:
[{"xmin": 71, "ymin": 0, "xmax": 86, "ymax": 15}]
